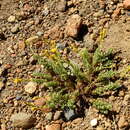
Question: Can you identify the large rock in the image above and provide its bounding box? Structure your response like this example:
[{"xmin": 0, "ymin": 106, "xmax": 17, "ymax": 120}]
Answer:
[
  {"xmin": 10, "ymin": 112, "xmax": 36, "ymax": 128},
  {"xmin": 65, "ymin": 14, "xmax": 82, "ymax": 38},
  {"xmin": 123, "ymin": 0, "xmax": 130, "ymax": 10}
]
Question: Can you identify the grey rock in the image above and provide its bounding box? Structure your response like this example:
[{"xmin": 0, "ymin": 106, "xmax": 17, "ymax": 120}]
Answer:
[
  {"xmin": 64, "ymin": 109, "xmax": 76, "ymax": 121},
  {"xmin": 10, "ymin": 112, "xmax": 36, "ymax": 128},
  {"xmin": 15, "ymin": 95, "xmax": 22, "ymax": 100},
  {"xmin": 11, "ymin": 24, "xmax": 19, "ymax": 33},
  {"xmin": 36, "ymin": 31, "xmax": 43, "ymax": 37},
  {"xmin": 56, "ymin": 43, "xmax": 65, "ymax": 50}
]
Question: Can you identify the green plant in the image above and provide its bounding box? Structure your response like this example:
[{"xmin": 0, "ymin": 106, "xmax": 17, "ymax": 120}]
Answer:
[
  {"xmin": 92, "ymin": 99, "xmax": 112, "ymax": 114},
  {"xmin": 32, "ymin": 47, "xmax": 122, "ymax": 114}
]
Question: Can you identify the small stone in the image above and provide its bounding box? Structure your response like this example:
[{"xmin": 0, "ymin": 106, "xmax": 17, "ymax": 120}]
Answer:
[
  {"xmin": 25, "ymin": 36, "xmax": 39, "ymax": 44},
  {"xmin": 64, "ymin": 109, "xmax": 76, "ymax": 121},
  {"xmin": 34, "ymin": 97, "xmax": 46, "ymax": 107},
  {"xmin": 36, "ymin": 31, "xmax": 43, "ymax": 37},
  {"xmin": 42, "ymin": 8, "xmax": 49, "ymax": 16},
  {"xmin": 57, "ymin": 0, "xmax": 67, "ymax": 12},
  {"xmin": 53, "ymin": 111, "xmax": 62, "ymax": 120},
  {"xmin": 118, "ymin": 116, "xmax": 128, "ymax": 128},
  {"xmin": 45, "ymin": 124, "xmax": 61, "ymax": 130},
  {"xmin": 24, "ymin": 82, "xmax": 37, "ymax": 94},
  {"xmin": 11, "ymin": 24, "xmax": 19, "ymax": 33},
  {"xmin": 10, "ymin": 112, "xmax": 36, "ymax": 128},
  {"xmin": 90, "ymin": 118, "xmax": 98, "ymax": 127},
  {"xmin": 15, "ymin": 95, "xmax": 22, "ymax": 100},
  {"xmin": 56, "ymin": 43, "xmax": 65, "ymax": 50},
  {"xmin": 65, "ymin": 14, "xmax": 82, "ymax": 38},
  {"xmin": 45, "ymin": 112, "xmax": 53, "ymax": 121},
  {"xmin": 8, "ymin": 15, "xmax": 16, "ymax": 23},
  {"xmin": 123, "ymin": 0, "xmax": 130, "ymax": 10}
]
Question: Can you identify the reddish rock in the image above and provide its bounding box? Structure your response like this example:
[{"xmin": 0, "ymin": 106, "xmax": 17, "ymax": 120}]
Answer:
[
  {"xmin": 44, "ymin": 25, "xmax": 63, "ymax": 40},
  {"xmin": 45, "ymin": 124, "xmax": 61, "ymax": 130},
  {"xmin": 123, "ymin": 0, "xmax": 130, "ymax": 10},
  {"xmin": 112, "ymin": 8, "xmax": 121, "ymax": 19},
  {"xmin": 65, "ymin": 14, "xmax": 82, "ymax": 38},
  {"xmin": 34, "ymin": 97, "xmax": 46, "ymax": 107}
]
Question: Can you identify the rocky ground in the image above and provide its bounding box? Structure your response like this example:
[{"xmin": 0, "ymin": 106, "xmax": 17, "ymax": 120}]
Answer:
[{"xmin": 0, "ymin": 0, "xmax": 130, "ymax": 130}]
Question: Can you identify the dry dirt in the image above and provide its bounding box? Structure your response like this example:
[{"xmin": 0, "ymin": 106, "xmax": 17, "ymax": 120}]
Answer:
[{"xmin": 0, "ymin": 0, "xmax": 130, "ymax": 130}]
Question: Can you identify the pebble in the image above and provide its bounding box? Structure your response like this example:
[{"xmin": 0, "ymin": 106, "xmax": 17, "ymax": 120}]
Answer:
[
  {"xmin": 25, "ymin": 36, "xmax": 39, "ymax": 44},
  {"xmin": 65, "ymin": 14, "xmax": 82, "ymax": 38},
  {"xmin": 10, "ymin": 112, "xmax": 36, "ymax": 128},
  {"xmin": 11, "ymin": 24, "xmax": 19, "ymax": 33},
  {"xmin": 45, "ymin": 112, "xmax": 53, "ymax": 121},
  {"xmin": 36, "ymin": 31, "xmax": 43, "ymax": 37},
  {"xmin": 64, "ymin": 109, "xmax": 76, "ymax": 121},
  {"xmin": 57, "ymin": 0, "xmax": 67, "ymax": 12},
  {"xmin": 53, "ymin": 111, "xmax": 62, "ymax": 120},
  {"xmin": 56, "ymin": 43, "xmax": 65, "ymax": 50},
  {"xmin": 34, "ymin": 97, "xmax": 46, "ymax": 107},
  {"xmin": 45, "ymin": 123, "xmax": 61, "ymax": 130},
  {"xmin": 42, "ymin": 8, "xmax": 49, "ymax": 16},
  {"xmin": 15, "ymin": 95, "xmax": 22, "ymax": 100},
  {"xmin": 123, "ymin": 0, "xmax": 130, "ymax": 10},
  {"xmin": 7, "ymin": 15, "xmax": 16, "ymax": 23},
  {"xmin": 90, "ymin": 118, "xmax": 98, "ymax": 127},
  {"xmin": 24, "ymin": 82, "xmax": 37, "ymax": 94}
]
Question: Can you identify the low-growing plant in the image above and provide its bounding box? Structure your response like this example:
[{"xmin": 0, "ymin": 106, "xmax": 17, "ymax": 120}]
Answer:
[{"xmin": 32, "ymin": 46, "xmax": 122, "ymax": 114}]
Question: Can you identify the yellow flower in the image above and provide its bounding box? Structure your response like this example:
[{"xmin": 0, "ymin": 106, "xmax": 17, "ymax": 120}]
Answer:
[
  {"xmin": 14, "ymin": 78, "xmax": 23, "ymax": 84},
  {"xmin": 50, "ymin": 48, "xmax": 57, "ymax": 53}
]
